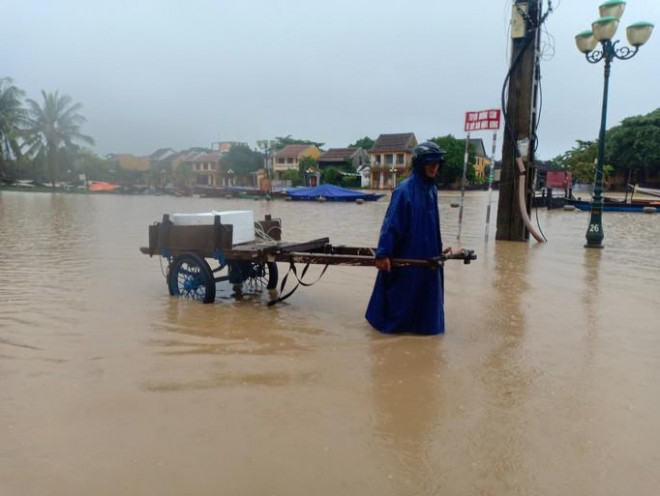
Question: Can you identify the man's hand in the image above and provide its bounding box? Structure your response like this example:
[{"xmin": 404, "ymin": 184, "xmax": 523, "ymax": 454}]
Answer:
[{"xmin": 375, "ymin": 257, "xmax": 391, "ymax": 272}]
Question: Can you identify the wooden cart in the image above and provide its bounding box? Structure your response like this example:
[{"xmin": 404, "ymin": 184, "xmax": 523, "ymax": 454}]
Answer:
[{"xmin": 140, "ymin": 214, "xmax": 476, "ymax": 304}]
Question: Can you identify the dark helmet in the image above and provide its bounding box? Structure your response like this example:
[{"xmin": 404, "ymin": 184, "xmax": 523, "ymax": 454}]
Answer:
[{"xmin": 412, "ymin": 141, "xmax": 446, "ymax": 169}]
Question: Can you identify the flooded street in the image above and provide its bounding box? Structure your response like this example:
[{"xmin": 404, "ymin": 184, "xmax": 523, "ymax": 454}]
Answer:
[{"xmin": 1, "ymin": 189, "xmax": 659, "ymax": 495}]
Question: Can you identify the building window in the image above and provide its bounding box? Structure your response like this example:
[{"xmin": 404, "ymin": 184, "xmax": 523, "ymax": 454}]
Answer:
[
  {"xmin": 277, "ymin": 158, "xmax": 285, "ymax": 164},
  {"xmin": 287, "ymin": 158, "xmax": 294, "ymax": 164},
  {"xmin": 397, "ymin": 154, "xmax": 404, "ymax": 164},
  {"xmin": 386, "ymin": 154, "xmax": 394, "ymax": 165},
  {"xmin": 374, "ymin": 155, "xmax": 381, "ymax": 165}
]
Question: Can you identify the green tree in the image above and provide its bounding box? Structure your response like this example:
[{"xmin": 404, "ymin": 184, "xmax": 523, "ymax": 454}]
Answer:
[
  {"xmin": 556, "ymin": 140, "xmax": 597, "ymax": 183},
  {"xmin": 605, "ymin": 108, "xmax": 660, "ymax": 178},
  {"xmin": 298, "ymin": 155, "xmax": 318, "ymax": 175},
  {"xmin": 272, "ymin": 135, "xmax": 324, "ymax": 151},
  {"xmin": 283, "ymin": 169, "xmax": 302, "ymax": 186},
  {"xmin": 0, "ymin": 78, "xmax": 26, "ymax": 179},
  {"xmin": 173, "ymin": 163, "xmax": 194, "ymax": 188},
  {"xmin": 428, "ymin": 135, "xmax": 475, "ymax": 186},
  {"xmin": 23, "ymin": 90, "xmax": 94, "ymax": 186},
  {"xmin": 220, "ymin": 143, "xmax": 263, "ymax": 176},
  {"xmin": 321, "ymin": 166, "xmax": 342, "ymax": 185},
  {"xmin": 74, "ymin": 149, "xmax": 115, "ymax": 182},
  {"xmin": 348, "ymin": 136, "xmax": 374, "ymax": 150}
]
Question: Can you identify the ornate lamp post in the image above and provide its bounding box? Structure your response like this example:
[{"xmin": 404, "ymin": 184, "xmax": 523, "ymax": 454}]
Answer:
[
  {"xmin": 575, "ymin": 1, "xmax": 653, "ymax": 248},
  {"xmin": 389, "ymin": 166, "xmax": 397, "ymax": 190}
]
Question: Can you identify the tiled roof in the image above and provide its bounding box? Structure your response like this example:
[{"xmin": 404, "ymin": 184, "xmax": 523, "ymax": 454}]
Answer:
[
  {"xmin": 189, "ymin": 152, "xmax": 222, "ymax": 163},
  {"xmin": 319, "ymin": 148, "xmax": 358, "ymax": 161},
  {"xmin": 150, "ymin": 148, "xmax": 176, "ymax": 161},
  {"xmin": 370, "ymin": 133, "xmax": 417, "ymax": 153},
  {"xmin": 273, "ymin": 144, "xmax": 316, "ymax": 158}
]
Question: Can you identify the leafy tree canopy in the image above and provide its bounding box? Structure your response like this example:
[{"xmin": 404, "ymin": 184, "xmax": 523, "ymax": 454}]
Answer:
[
  {"xmin": 553, "ymin": 140, "xmax": 598, "ymax": 184},
  {"xmin": 221, "ymin": 143, "xmax": 263, "ymax": 175},
  {"xmin": 428, "ymin": 135, "xmax": 476, "ymax": 185},
  {"xmin": 0, "ymin": 77, "xmax": 26, "ymax": 176},
  {"xmin": 283, "ymin": 169, "xmax": 302, "ymax": 187},
  {"xmin": 348, "ymin": 136, "xmax": 374, "ymax": 150},
  {"xmin": 554, "ymin": 108, "xmax": 660, "ymax": 183},
  {"xmin": 298, "ymin": 155, "xmax": 318, "ymax": 175},
  {"xmin": 321, "ymin": 166, "xmax": 342, "ymax": 185},
  {"xmin": 605, "ymin": 108, "xmax": 660, "ymax": 175},
  {"xmin": 22, "ymin": 90, "xmax": 94, "ymax": 185}
]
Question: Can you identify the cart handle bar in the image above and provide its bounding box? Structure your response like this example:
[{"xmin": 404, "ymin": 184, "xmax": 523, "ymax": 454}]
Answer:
[{"xmin": 278, "ymin": 249, "xmax": 476, "ymax": 269}]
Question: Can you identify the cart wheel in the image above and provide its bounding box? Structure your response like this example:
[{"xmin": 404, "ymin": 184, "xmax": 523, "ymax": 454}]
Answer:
[
  {"xmin": 245, "ymin": 262, "xmax": 278, "ymax": 291},
  {"xmin": 168, "ymin": 253, "xmax": 216, "ymax": 304}
]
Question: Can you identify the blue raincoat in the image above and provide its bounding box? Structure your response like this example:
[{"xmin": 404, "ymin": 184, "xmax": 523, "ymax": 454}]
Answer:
[{"xmin": 365, "ymin": 170, "xmax": 444, "ymax": 335}]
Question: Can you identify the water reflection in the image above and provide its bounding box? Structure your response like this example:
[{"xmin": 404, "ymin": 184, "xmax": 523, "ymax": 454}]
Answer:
[
  {"xmin": 143, "ymin": 297, "xmax": 318, "ymax": 392},
  {"xmin": 470, "ymin": 241, "xmax": 532, "ymax": 494},
  {"xmin": 369, "ymin": 335, "xmax": 446, "ymax": 493},
  {"xmin": 581, "ymin": 249, "xmax": 603, "ymax": 339}
]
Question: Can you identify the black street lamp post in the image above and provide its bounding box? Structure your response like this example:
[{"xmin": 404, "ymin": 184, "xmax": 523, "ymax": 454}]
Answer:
[{"xmin": 575, "ymin": 1, "xmax": 653, "ymax": 248}]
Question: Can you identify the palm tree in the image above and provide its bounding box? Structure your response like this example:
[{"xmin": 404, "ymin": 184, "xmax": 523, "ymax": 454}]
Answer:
[
  {"xmin": 0, "ymin": 77, "xmax": 26, "ymax": 179},
  {"xmin": 23, "ymin": 90, "xmax": 94, "ymax": 186}
]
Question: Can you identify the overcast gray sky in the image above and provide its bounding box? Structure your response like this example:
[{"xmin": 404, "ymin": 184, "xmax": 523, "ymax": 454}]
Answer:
[{"xmin": 3, "ymin": 0, "xmax": 659, "ymax": 159}]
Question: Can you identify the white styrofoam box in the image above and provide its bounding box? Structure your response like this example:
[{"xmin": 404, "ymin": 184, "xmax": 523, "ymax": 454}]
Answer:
[{"xmin": 170, "ymin": 210, "xmax": 255, "ymax": 245}]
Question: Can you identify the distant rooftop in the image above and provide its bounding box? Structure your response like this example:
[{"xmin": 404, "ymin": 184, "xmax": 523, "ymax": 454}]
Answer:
[
  {"xmin": 319, "ymin": 148, "xmax": 359, "ymax": 161},
  {"xmin": 273, "ymin": 144, "xmax": 319, "ymax": 158},
  {"xmin": 370, "ymin": 133, "xmax": 417, "ymax": 153}
]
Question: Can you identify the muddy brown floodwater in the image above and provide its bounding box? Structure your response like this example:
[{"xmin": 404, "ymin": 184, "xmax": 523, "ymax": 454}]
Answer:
[{"xmin": 1, "ymin": 189, "xmax": 659, "ymax": 495}]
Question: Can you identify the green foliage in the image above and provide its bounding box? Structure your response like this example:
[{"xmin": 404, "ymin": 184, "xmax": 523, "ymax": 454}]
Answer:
[
  {"xmin": 553, "ymin": 108, "xmax": 660, "ymax": 185},
  {"xmin": 283, "ymin": 169, "xmax": 302, "ymax": 186},
  {"xmin": 298, "ymin": 155, "xmax": 318, "ymax": 175},
  {"xmin": 349, "ymin": 136, "xmax": 374, "ymax": 150},
  {"xmin": 173, "ymin": 163, "xmax": 194, "ymax": 188},
  {"xmin": 341, "ymin": 175, "xmax": 360, "ymax": 188},
  {"xmin": 321, "ymin": 166, "xmax": 342, "ymax": 185},
  {"xmin": 342, "ymin": 159, "xmax": 357, "ymax": 174},
  {"xmin": 0, "ymin": 78, "xmax": 26, "ymax": 178},
  {"xmin": 272, "ymin": 135, "xmax": 324, "ymax": 151},
  {"xmin": 605, "ymin": 108, "xmax": 660, "ymax": 176},
  {"xmin": 256, "ymin": 139, "xmax": 276, "ymax": 156},
  {"xmin": 22, "ymin": 90, "xmax": 94, "ymax": 186},
  {"xmin": 220, "ymin": 143, "xmax": 263, "ymax": 175},
  {"xmin": 555, "ymin": 140, "xmax": 597, "ymax": 183},
  {"xmin": 74, "ymin": 149, "xmax": 115, "ymax": 181},
  {"xmin": 428, "ymin": 135, "xmax": 476, "ymax": 185}
]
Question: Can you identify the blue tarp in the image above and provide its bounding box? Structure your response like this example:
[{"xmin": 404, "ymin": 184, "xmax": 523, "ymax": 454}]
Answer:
[{"xmin": 286, "ymin": 184, "xmax": 383, "ymax": 202}]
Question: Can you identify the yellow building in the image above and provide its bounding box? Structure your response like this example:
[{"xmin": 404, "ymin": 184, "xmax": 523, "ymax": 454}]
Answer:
[
  {"xmin": 272, "ymin": 145, "xmax": 322, "ymax": 180},
  {"xmin": 114, "ymin": 154, "xmax": 150, "ymax": 172},
  {"xmin": 465, "ymin": 138, "xmax": 490, "ymax": 180}
]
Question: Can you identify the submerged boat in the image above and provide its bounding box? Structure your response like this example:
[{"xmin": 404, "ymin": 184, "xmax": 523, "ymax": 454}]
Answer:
[
  {"xmin": 286, "ymin": 184, "xmax": 384, "ymax": 202},
  {"xmin": 566, "ymin": 197, "xmax": 660, "ymax": 212}
]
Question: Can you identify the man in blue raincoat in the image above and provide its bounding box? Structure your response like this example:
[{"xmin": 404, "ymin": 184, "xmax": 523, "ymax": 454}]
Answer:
[{"xmin": 366, "ymin": 141, "xmax": 448, "ymax": 335}]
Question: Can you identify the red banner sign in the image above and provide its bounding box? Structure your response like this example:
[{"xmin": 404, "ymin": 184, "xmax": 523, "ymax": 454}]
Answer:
[{"xmin": 464, "ymin": 109, "xmax": 501, "ymax": 132}]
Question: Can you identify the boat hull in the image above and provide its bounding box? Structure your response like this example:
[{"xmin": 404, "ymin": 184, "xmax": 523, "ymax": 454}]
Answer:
[{"xmin": 567, "ymin": 199, "xmax": 660, "ymax": 213}]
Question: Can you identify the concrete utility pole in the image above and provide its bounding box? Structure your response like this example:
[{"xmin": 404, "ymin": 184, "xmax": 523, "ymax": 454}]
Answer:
[{"xmin": 496, "ymin": 0, "xmax": 542, "ymax": 241}]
